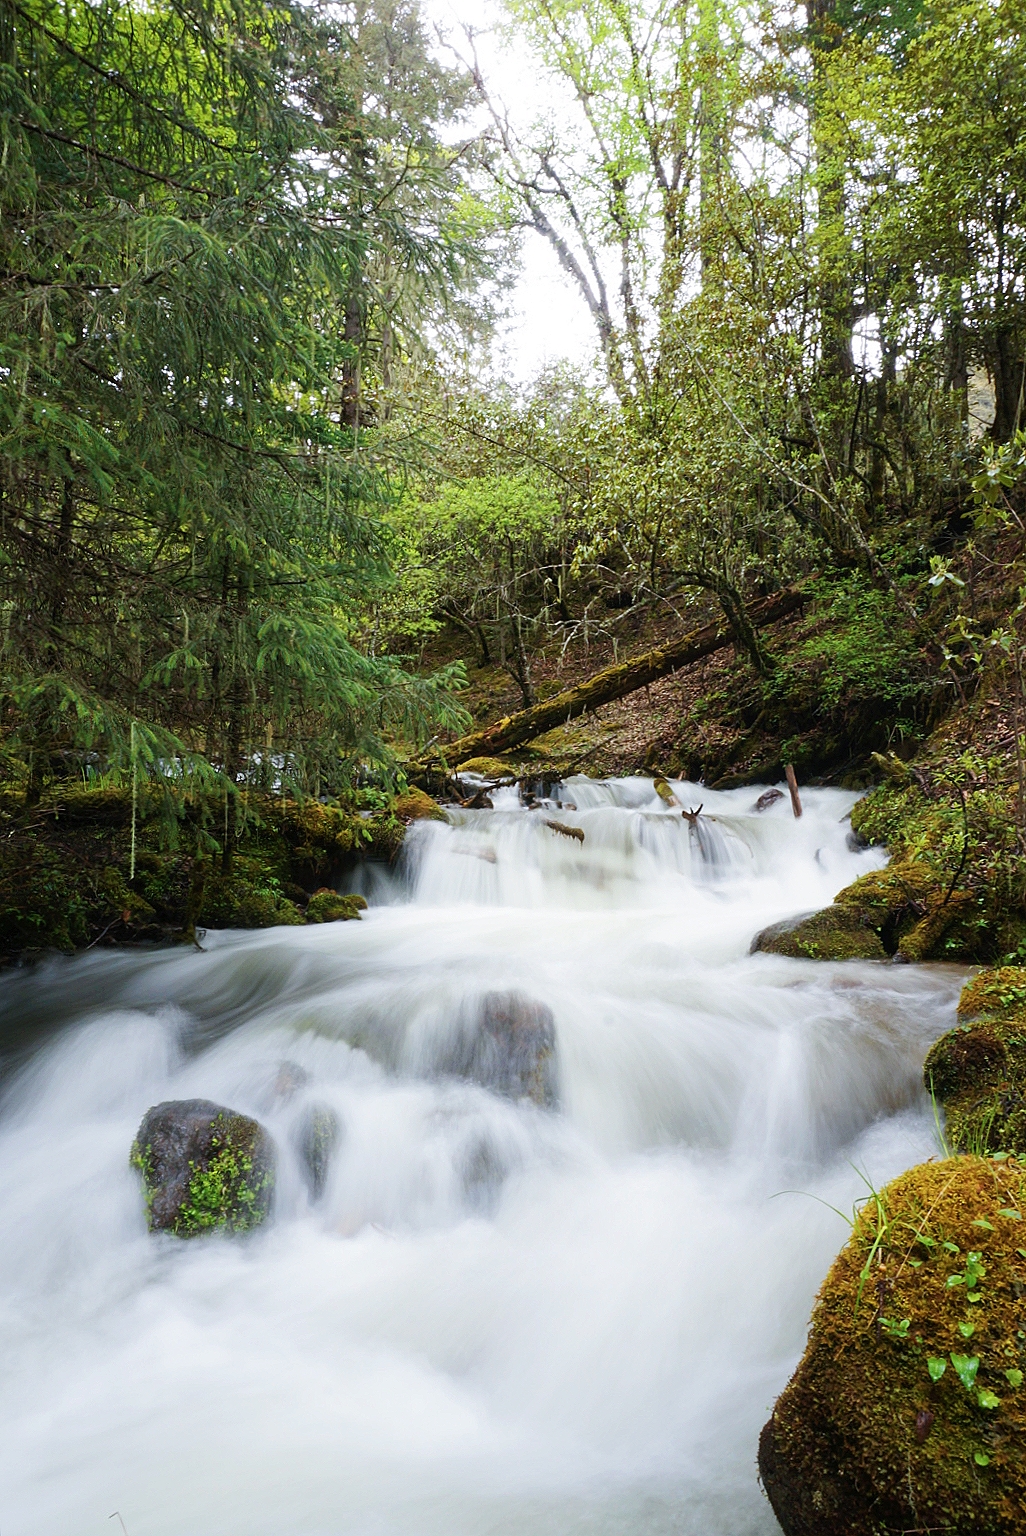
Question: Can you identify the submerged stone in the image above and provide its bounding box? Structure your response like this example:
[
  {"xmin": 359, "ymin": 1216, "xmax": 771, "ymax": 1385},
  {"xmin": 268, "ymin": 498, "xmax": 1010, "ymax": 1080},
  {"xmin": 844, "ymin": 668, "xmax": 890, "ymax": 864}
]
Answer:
[
  {"xmin": 294, "ymin": 1102, "xmax": 341, "ymax": 1202},
  {"xmin": 439, "ymin": 991, "xmax": 558, "ymax": 1108},
  {"xmin": 760, "ymin": 1156, "xmax": 1026, "ymax": 1535},
  {"xmin": 131, "ymin": 1099, "xmax": 275, "ymax": 1237}
]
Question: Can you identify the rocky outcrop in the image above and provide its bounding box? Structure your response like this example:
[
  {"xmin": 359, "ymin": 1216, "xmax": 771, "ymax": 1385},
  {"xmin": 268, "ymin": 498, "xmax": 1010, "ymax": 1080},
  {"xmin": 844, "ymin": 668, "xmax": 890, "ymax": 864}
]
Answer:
[
  {"xmin": 759, "ymin": 1156, "xmax": 1026, "ymax": 1535},
  {"xmin": 925, "ymin": 966, "xmax": 1026, "ymax": 1154},
  {"xmin": 131, "ymin": 1099, "xmax": 275, "ymax": 1236},
  {"xmin": 294, "ymin": 1103, "xmax": 341, "ymax": 1201},
  {"xmin": 439, "ymin": 991, "xmax": 558, "ymax": 1108}
]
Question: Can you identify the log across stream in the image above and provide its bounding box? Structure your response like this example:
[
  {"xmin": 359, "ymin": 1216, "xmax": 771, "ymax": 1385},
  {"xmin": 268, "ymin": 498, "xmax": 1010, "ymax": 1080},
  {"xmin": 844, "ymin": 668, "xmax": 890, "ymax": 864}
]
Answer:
[{"xmin": 0, "ymin": 777, "xmax": 964, "ymax": 1536}]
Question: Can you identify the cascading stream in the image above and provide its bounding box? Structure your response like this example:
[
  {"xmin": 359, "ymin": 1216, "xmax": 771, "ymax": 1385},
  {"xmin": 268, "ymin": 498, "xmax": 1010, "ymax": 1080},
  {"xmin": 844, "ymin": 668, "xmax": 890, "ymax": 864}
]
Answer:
[{"xmin": 0, "ymin": 779, "xmax": 964, "ymax": 1536}]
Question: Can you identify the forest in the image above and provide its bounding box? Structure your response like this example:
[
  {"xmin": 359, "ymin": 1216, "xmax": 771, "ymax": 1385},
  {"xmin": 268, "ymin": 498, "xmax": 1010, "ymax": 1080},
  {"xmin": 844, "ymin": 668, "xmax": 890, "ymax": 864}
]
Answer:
[
  {"xmin": 3, "ymin": 0, "xmax": 1026, "ymax": 1532},
  {"xmin": 3, "ymin": 0, "xmax": 1026, "ymax": 951}
]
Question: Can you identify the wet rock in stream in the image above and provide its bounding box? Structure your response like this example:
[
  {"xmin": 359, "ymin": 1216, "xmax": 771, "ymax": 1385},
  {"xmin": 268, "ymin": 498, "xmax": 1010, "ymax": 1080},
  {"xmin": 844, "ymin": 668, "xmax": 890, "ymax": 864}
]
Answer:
[
  {"xmin": 438, "ymin": 991, "xmax": 558, "ymax": 1108},
  {"xmin": 131, "ymin": 1099, "xmax": 276, "ymax": 1236},
  {"xmin": 294, "ymin": 1102, "xmax": 342, "ymax": 1202}
]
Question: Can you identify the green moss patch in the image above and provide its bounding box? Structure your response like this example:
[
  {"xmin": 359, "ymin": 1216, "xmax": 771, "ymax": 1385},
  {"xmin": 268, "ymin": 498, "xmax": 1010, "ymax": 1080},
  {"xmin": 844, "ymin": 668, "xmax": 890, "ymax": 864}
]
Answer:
[{"xmin": 760, "ymin": 1156, "xmax": 1026, "ymax": 1535}]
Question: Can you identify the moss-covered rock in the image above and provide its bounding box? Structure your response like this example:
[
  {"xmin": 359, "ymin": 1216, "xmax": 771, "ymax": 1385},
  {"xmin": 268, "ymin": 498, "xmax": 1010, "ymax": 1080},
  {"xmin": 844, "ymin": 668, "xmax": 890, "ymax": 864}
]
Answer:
[
  {"xmin": 759, "ymin": 1156, "xmax": 1026, "ymax": 1535},
  {"xmin": 455, "ymin": 757, "xmax": 515, "ymax": 780},
  {"xmin": 845, "ymin": 763, "xmax": 1023, "ymax": 962},
  {"xmin": 752, "ymin": 906, "xmax": 888, "ymax": 960},
  {"xmin": 392, "ymin": 786, "xmax": 448, "ymax": 823},
  {"xmin": 131, "ymin": 1100, "xmax": 276, "ymax": 1237},
  {"xmin": 925, "ymin": 967, "xmax": 1026, "ymax": 1155},
  {"xmin": 305, "ymin": 889, "xmax": 367, "ymax": 923}
]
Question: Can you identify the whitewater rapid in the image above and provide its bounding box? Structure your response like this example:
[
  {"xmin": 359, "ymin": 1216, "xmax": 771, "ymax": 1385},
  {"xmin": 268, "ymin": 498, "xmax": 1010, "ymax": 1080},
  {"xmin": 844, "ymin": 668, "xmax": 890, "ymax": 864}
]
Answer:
[{"xmin": 0, "ymin": 777, "xmax": 964, "ymax": 1536}]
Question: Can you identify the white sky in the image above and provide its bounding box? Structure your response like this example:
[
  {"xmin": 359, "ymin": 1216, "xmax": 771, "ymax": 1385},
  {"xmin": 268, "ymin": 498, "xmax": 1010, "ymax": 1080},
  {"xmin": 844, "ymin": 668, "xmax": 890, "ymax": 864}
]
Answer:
[{"xmin": 425, "ymin": 0, "xmax": 600, "ymax": 383}]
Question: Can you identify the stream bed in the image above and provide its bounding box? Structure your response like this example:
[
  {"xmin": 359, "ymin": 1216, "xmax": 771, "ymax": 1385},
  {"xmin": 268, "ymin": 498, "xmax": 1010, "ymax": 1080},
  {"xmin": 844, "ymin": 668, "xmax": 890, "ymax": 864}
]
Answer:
[{"xmin": 0, "ymin": 778, "xmax": 964, "ymax": 1536}]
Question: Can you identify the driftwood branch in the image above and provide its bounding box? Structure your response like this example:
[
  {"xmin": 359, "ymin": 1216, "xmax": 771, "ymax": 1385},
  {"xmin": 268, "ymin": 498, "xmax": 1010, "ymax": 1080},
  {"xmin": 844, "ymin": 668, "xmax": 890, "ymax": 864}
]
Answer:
[{"xmin": 430, "ymin": 588, "xmax": 804, "ymax": 764}]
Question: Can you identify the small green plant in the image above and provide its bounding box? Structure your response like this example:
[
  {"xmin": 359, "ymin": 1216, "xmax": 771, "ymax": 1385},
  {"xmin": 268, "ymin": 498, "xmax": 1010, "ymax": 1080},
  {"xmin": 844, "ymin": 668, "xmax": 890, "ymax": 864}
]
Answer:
[{"xmin": 950, "ymin": 1352, "xmax": 980, "ymax": 1392}]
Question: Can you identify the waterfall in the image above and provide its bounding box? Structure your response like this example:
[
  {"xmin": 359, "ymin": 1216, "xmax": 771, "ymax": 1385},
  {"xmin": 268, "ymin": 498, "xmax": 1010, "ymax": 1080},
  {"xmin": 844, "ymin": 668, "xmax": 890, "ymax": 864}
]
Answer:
[{"xmin": 0, "ymin": 778, "xmax": 964, "ymax": 1536}]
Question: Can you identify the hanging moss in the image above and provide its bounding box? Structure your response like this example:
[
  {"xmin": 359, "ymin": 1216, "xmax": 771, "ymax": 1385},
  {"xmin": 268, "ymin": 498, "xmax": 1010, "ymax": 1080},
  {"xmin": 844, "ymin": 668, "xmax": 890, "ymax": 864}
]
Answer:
[{"xmin": 760, "ymin": 1156, "xmax": 1026, "ymax": 1535}]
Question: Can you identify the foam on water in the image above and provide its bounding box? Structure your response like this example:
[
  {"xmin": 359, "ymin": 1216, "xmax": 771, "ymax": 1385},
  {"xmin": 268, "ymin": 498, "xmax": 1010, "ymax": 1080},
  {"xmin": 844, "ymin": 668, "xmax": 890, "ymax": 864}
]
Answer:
[{"xmin": 0, "ymin": 778, "xmax": 964, "ymax": 1536}]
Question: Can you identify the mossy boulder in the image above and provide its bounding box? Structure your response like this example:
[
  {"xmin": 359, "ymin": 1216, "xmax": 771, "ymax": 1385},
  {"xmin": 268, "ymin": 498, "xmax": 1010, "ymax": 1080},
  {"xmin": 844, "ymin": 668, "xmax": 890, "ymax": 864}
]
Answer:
[
  {"xmin": 759, "ymin": 1156, "xmax": 1026, "ymax": 1535},
  {"xmin": 925, "ymin": 967, "xmax": 1026, "ymax": 1155},
  {"xmin": 845, "ymin": 768, "xmax": 1023, "ymax": 962},
  {"xmin": 752, "ymin": 906, "xmax": 887, "ymax": 961},
  {"xmin": 131, "ymin": 1100, "xmax": 276, "ymax": 1236},
  {"xmin": 305, "ymin": 888, "xmax": 367, "ymax": 923},
  {"xmin": 455, "ymin": 757, "xmax": 514, "ymax": 780},
  {"xmin": 392, "ymin": 786, "xmax": 447, "ymax": 823}
]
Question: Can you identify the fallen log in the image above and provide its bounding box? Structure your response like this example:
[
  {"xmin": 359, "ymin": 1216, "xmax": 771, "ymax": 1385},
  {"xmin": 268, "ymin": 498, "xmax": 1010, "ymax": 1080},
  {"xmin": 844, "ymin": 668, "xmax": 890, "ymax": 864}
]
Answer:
[{"xmin": 431, "ymin": 588, "xmax": 804, "ymax": 765}]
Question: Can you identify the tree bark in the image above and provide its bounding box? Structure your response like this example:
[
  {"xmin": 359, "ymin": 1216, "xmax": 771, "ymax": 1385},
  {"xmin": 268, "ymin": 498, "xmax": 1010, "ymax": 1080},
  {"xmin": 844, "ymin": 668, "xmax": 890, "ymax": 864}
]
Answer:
[{"xmin": 431, "ymin": 588, "xmax": 803, "ymax": 764}]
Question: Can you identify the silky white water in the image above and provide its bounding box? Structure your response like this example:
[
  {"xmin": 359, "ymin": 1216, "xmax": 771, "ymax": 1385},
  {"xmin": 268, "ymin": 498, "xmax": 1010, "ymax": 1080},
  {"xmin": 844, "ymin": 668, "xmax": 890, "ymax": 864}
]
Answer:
[{"xmin": 0, "ymin": 778, "xmax": 964, "ymax": 1536}]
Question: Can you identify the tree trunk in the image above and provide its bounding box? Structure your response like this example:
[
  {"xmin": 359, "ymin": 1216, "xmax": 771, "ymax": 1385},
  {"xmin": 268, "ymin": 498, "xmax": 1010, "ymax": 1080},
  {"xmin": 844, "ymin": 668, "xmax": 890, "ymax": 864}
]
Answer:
[{"xmin": 431, "ymin": 588, "xmax": 803, "ymax": 763}]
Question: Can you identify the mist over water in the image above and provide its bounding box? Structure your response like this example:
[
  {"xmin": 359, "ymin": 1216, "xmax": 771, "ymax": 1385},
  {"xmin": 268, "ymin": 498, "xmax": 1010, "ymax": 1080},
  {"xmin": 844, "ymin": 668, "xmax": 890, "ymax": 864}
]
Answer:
[{"xmin": 0, "ymin": 778, "xmax": 964, "ymax": 1536}]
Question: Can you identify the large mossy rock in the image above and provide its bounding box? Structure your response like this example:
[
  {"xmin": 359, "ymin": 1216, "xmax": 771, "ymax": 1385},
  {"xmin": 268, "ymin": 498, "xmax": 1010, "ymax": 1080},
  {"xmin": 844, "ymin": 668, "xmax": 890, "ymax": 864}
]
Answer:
[
  {"xmin": 440, "ymin": 991, "xmax": 558, "ymax": 1108},
  {"xmin": 926, "ymin": 967, "xmax": 1026, "ymax": 1155},
  {"xmin": 760, "ymin": 1156, "xmax": 1026, "ymax": 1536},
  {"xmin": 131, "ymin": 1100, "xmax": 275, "ymax": 1236},
  {"xmin": 305, "ymin": 888, "xmax": 367, "ymax": 923},
  {"xmin": 393, "ymin": 786, "xmax": 448, "ymax": 823},
  {"xmin": 752, "ymin": 853, "xmax": 980, "ymax": 963},
  {"xmin": 752, "ymin": 906, "xmax": 887, "ymax": 960}
]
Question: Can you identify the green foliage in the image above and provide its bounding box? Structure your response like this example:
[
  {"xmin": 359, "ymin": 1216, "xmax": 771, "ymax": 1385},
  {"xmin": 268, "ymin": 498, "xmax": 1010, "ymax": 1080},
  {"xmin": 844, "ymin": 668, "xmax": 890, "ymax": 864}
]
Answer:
[
  {"xmin": 177, "ymin": 1147, "xmax": 272, "ymax": 1235},
  {"xmin": 0, "ymin": 0, "xmax": 474, "ymax": 816}
]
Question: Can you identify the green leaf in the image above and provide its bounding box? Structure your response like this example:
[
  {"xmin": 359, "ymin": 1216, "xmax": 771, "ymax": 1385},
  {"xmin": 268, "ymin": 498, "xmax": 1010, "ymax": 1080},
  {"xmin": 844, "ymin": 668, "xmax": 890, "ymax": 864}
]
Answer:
[
  {"xmin": 972, "ymin": 1219, "xmax": 996, "ymax": 1230},
  {"xmin": 977, "ymin": 1389, "xmax": 1001, "ymax": 1410},
  {"xmin": 958, "ymin": 1321, "xmax": 976, "ymax": 1338},
  {"xmin": 950, "ymin": 1354, "xmax": 980, "ymax": 1392},
  {"xmin": 999, "ymin": 1209, "xmax": 1022, "ymax": 1220},
  {"xmin": 927, "ymin": 1357, "xmax": 947, "ymax": 1382},
  {"xmin": 1005, "ymin": 1369, "xmax": 1023, "ymax": 1388},
  {"xmin": 967, "ymin": 1291, "xmax": 983, "ymax": 1303},
  {"xmin": 975, "ymin": 1451, "xmax": 991, "ymax": 1466}
]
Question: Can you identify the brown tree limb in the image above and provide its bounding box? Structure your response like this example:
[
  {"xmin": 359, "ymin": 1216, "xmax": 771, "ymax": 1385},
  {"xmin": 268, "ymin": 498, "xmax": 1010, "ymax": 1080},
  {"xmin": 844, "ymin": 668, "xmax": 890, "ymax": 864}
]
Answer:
[{"xmin": 430, "ymin": 587, "xmax": 804, "ymax": 764}]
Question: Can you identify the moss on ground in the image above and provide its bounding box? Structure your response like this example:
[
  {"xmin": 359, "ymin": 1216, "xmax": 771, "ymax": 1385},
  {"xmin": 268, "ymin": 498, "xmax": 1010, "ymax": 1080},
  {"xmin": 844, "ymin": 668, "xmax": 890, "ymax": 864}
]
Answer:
[{"xmin": 760, "ymin": 1156, "xmax": 1026, "ymax": 1535}]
